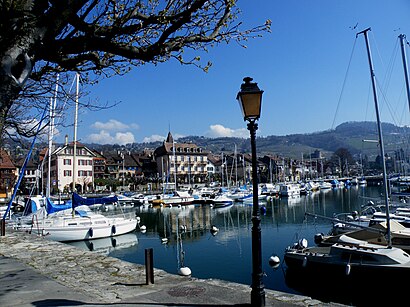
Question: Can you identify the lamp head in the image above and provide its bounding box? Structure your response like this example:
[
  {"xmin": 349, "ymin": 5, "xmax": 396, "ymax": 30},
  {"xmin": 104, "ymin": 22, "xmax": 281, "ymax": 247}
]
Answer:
[{"xmin": 236, "ymin": 77, "xmax": 263, "ymax": 121}]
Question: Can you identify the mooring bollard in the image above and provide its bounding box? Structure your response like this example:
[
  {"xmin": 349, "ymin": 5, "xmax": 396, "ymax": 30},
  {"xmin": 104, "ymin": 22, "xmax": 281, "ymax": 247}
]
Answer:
[
  {"xmin": 0, "ymin": 219, "xmax": 5, "ymax": 236},
  {"xmin": 145, "ymin": 248, "xmax": 154, "ymax": 285}
]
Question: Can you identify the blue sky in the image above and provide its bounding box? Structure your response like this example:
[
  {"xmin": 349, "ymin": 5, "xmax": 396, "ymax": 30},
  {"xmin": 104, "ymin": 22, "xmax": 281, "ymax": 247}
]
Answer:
[{"xmin": 56, "ymin": 0, "xmax": 410, "ymax": 145}]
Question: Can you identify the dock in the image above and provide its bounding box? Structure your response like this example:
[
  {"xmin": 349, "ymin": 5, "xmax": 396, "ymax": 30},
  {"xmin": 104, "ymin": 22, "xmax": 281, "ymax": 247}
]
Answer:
[{"xmin": 0, "ymin": 229, "xmax": 343, "ymax": 307}]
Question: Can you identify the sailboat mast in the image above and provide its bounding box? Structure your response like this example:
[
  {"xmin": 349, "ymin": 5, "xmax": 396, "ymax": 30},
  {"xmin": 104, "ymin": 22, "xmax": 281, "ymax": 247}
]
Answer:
[
  {"xmin": 72, "ymin": 73, "xmax": 79, "ymax": 193},
  {"xmin": 173, "ymin": 140, "xmax": 177, "ymax": 191},
  {"xmin": 358, "ymin": 28, "xmax": 391, "ymax": 246},
  {"xmin": 46, "ymin": 74, "xmax": 59, "ymax": 197},
  {"xmin": 399, "ymin": 34, "xmax": 410, "ymax": 112}
]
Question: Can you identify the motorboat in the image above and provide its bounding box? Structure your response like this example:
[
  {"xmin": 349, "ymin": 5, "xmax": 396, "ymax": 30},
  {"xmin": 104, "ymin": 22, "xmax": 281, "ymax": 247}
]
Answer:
[
  {"xmin": 150, "ymin": 190, "xmax": 194, "ymax": 207},
  {"xmin": 211, "ymin": 194, "xmax": 234, "ymax": 208},
  {"xmin": 279, "ymin": 183, "xmax": 301, "ymax": 197}
]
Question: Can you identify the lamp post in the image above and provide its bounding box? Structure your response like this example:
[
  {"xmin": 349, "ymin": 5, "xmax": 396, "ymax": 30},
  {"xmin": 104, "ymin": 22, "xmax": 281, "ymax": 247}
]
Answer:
[{"xmin": 236, "ymin": 77, "xmax": 265, "ymax": 306}]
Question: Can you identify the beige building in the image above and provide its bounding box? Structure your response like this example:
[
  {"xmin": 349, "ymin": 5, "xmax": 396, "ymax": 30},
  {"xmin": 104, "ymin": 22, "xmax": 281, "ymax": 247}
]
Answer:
[
  {"xmin": 43, "ymin": 137, "xmax": 96, "ymax": 194},
  {"xmin": 154, "ymin": 132, "xmax": 208, "ymax": 188}
]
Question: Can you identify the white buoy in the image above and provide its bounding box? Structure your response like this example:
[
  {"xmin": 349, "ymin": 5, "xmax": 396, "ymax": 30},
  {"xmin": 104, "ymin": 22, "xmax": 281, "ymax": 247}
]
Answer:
[
  {"xmin": 268, "ymin": 255, "xmax": 280, "ymax": 268},
  {"xmin": 210, "ymin": 225, "xmax": 219, "ymax": 236},
  {"xmin": 140, "ymin": 225, "xmax": 147, "ymax": 231},
  {"xmin": 161, "ymin": 238, "xmax": 168, "ymax": 244},
  {"xmin": 178, "ymin": 266, "xmax": 191, "ymax": 276}
]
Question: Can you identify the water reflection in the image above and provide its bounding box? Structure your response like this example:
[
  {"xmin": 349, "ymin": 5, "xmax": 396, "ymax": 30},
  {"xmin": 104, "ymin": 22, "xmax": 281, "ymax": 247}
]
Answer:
[{"xmin": 67, "ymin": 185, "xmax": 385, "ymax": 303}]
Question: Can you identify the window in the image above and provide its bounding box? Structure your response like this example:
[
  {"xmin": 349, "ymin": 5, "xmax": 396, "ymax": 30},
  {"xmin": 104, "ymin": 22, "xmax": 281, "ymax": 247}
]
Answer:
[
  {"xmin": 63, "ymin": 159, "xmax": 71, "ymax": 165},
  {"xmin": 64, "ymin": 170, "xmax": 72, "ymax": 176}
]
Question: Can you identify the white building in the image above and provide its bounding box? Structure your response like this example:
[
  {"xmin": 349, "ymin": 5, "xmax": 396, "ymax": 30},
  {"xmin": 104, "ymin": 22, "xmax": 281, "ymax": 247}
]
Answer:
[{"xmin": 43, "ymin": 137, "xmax": 96, "ymax": 194}]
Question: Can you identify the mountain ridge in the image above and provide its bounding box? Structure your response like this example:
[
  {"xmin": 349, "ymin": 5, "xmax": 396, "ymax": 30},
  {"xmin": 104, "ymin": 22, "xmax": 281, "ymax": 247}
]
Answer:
[{"xmin": 88, "ymin": 121, "xmax": 410, "ymax": 159}]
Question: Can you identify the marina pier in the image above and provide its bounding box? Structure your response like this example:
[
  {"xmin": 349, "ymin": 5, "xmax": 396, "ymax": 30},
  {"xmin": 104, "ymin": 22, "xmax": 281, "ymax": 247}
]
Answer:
[{"xmin": 0, "ymin": 228, "xmax": 331, "ymax": 307}]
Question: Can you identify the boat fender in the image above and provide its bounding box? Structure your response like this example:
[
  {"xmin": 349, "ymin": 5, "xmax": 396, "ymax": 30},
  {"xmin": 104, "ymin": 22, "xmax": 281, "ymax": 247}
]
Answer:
[
  {"xmin": 302, "ymin": 256, "xmax": 308, "ymax": 268},
  {"xmin": 314, "ymin": 233, "xmax": 324, "ymax": 245},
  {"xmin": 136, "ymin": 216, "xmax": 141, "ymax": 223},
  {"xmin": 298, "ymin": 238, "xmax": 308, "ymax": 249},
  {"xmin": 140, "ymin": 225, "xmax": 147, "ymax": 231},
  {"xmin": 178, "ymin": 266, "xmax": 192, "ymax": 276},
  {"xmin": 346, "ymin": 263, "xmax": 351, "ymax": 275},
  {"xmin": 88, "ymin": 227, "xmax": 93, "ymax": 238},
  {"xmin": 112, "ymin": 225, "xmax": 116, "ymax": 235},
  {"xmin": 268, "ymin": 255, "xmax": 280, "ymax": 268}
]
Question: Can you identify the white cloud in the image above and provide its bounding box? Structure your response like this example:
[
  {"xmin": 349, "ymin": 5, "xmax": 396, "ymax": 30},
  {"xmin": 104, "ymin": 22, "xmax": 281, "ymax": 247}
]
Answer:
[
  {"xmin": 114, "ymin": 132, "xmax": 135, "ymax": 145},
  {"xmin": 91, "ymin": 119, "xmax": 139, "ymax": 132},
  {"xmin": 142, "ymin": 133, "xmax": 185, "ymax": 143},
  {"xmin": 142, "ymin": 134, "xmax": 165, "ymax": 143},
  {"xmin": 205, "ymin": 124, "xmax": 248, "ymax": 138},
  {"xmin": 86, "ymin": 119, "xmax": 138, "ymax": 145},
  {"xmin": 86, "ymin": 130, "xmax": 135, "ymax": 145}
]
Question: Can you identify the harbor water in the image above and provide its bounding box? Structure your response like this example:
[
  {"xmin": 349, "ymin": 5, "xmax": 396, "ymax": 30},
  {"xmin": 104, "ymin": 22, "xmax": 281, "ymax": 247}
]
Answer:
[{"xmin": 67, "ymin": 185, "xmax": 385, "ymax": 304}]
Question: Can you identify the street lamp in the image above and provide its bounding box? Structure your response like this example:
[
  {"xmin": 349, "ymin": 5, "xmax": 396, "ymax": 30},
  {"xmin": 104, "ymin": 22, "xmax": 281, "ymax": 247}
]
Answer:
[{"xmin": 236, "ymin": 76, "xmax": 265, "ymax": 306}]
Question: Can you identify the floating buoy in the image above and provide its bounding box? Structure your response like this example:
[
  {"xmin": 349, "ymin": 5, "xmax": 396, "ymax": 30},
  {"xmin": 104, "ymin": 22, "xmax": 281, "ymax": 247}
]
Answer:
[
  {"xmin": 210, "ymin": 225, "xmax": 219, "ymax": 236},
  {"xmin": 178, "ymin": 266, "xmax": 192, "ymax": 276},
  {"xmin": 302, "ymin": 256, "xmax": 308, "ymax": 267},
  {"xmin": 178, "ymin": 205, "xmax": 182, "ymax": 208},
  {"xmin": 268, "ymin": 255, "xmax": 280, "ymax": 268},
  {"xmin": 161, "ymin": 238, "xmax": 168, "ymax": 244},
  {"xmin": 346, "ymin": 263, "xmax": 351, "ymax": 275},
  {"xmin": 140, "ymin": 225, "xmax": 147, "ymax": 231}
]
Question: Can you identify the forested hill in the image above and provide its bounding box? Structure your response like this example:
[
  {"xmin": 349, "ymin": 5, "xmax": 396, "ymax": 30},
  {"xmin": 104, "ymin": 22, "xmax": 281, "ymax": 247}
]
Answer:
[{"xmin": 169, "ymin": 122, "xmax": 410, "ymax": 159}]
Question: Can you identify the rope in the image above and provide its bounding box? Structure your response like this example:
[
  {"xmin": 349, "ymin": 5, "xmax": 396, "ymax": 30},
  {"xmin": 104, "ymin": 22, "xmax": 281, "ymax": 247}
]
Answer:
[
  {"xmin": 331, "ymin": 36, "xmax": 358, "ymax": 129},
  {"xmin": 2, "ymin": 105, "xmax": 49, "ymax": 220}
]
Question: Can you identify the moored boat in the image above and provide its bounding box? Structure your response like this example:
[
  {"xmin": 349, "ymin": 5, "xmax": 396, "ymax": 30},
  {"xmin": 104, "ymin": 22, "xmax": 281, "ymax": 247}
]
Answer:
[{"xmin": 14, "ymin": 193, "xmax": 138, "ymax": 242}]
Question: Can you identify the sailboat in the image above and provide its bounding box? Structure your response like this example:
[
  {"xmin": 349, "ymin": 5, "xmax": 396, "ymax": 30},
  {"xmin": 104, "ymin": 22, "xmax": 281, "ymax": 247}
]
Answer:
[
  {"xmin": 14, "ymin": 74, "xmax": 138, "ymax": 242},
  {"xmin": 284, "ymin": 29, "xmax": 410, "ymax": 305}
]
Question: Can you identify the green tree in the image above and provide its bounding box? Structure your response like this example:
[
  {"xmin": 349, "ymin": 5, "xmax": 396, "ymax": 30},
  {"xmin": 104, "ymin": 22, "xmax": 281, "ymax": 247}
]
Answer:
[{"xmin": 0, "ymin": 1, "xmax": 270, "ymax": 139}]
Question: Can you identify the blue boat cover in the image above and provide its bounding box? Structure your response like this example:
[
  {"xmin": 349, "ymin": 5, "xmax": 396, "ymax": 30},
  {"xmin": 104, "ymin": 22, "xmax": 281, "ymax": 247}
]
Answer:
[
  {"xmin": 72, "ymin": 193, "xmax": 118, "ymax": 208},
  {"xmin": 46, "ymin": 198, "xmax": 72, "ymax": 214}
]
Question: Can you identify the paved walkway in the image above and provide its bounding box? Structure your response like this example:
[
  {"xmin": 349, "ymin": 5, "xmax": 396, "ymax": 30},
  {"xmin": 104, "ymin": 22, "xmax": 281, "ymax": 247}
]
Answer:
[{"xmin": 0, "ymin": 229, "xmax": 342, "ymax": 307}]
